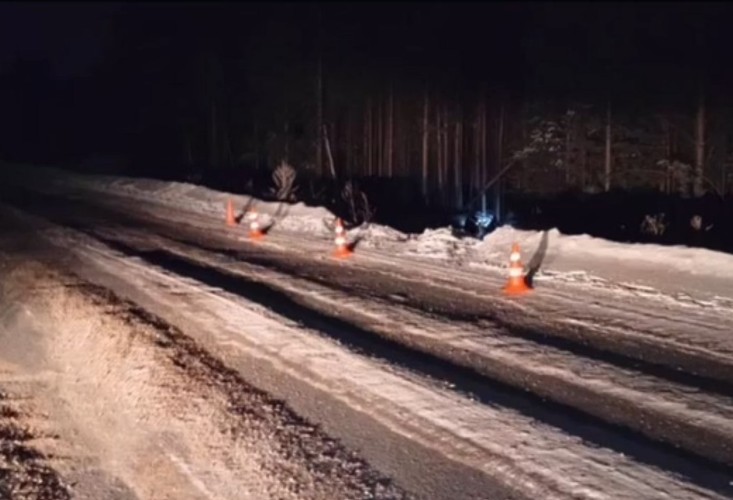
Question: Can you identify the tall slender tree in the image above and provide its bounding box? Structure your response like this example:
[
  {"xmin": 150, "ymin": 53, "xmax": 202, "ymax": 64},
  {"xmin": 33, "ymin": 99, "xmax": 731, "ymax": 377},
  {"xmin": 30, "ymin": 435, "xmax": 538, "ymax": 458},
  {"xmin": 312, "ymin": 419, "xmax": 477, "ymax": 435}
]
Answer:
[
  {"xmin": 454, "ymin": 107, "xmax": 463, "ymax": 208},
  {"xmin": 604, "ymin": 101, "xmax": 613, "ymax": 192},
  {"xmin": 386, "ymin": 84, "xmax": 394, "ymax": 177},
  {"xmin": 694, "ymin": 83, "xmax": 706, "ymax": 196},
  {"xmin": 421, "ymin": 88, "xmax": 430, "ymax": 200}
]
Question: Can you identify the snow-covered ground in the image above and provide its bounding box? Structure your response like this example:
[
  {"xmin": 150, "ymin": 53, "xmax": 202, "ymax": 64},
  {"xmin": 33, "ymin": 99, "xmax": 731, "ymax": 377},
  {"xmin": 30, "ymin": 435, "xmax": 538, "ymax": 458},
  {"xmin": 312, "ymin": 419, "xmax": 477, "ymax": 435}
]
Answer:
[
  {"xmin": 3, "ymin": 163, "xmax": 732, "ymax": 371},
  {"xmin": 3, "ymin": 162, "xmax": 733, "ymax": 375},
  {"xmin": 0, "ymin": 248, "xmax": 408, "ymax": 500},
  {"xmin": 2, "ymin": 163, "xmax": 733, "ymax": 498},
  {"xmin": 4, "ymin": 162, "xmax": 733, "ymax": 302},
  {"xmin": 1, "ymin": 202, "xmax": 727, "ymax": 500},
  {"xmin": 90, "ymin": 224, "xmax": 733, "ymax": 464}
]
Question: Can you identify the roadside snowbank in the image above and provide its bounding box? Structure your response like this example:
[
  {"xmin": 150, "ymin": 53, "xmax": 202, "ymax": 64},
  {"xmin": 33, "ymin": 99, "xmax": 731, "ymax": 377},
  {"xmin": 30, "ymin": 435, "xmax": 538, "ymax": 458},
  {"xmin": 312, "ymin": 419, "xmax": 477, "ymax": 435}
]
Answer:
[
  {"xmin": 473, "ymin": 226, "xmax": 733, "ymax": 280},
  {"xmin": 3, "ymin": 163, "xmax": 733, "ymax": 299}
]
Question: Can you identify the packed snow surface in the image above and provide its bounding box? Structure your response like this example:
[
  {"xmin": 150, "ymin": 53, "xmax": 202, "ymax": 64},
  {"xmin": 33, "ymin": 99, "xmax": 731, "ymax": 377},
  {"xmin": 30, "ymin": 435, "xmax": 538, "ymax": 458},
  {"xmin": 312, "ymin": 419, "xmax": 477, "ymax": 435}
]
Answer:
[{"xmin": 4, "ymin": 163, "xmax": 733, "ymax": 301}]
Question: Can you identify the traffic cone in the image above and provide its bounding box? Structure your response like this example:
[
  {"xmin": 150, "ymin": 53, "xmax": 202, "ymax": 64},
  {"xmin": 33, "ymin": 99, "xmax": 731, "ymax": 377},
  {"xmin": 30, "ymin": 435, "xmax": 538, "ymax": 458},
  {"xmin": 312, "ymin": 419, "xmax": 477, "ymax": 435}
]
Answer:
[
  {"xmin": 246, "ymin": 210, "xmax": 265, "ymax": 240},
  {"xmin": 226, "ymin": 199, "xmax": 236, "ymax": 227},
  {"xmin": 333, "ymin": 218, "xmax": 352, "ymax": 258},
  {"xmin": 503, "ymin": 243, "xmax": 531, "ymax": 295}
]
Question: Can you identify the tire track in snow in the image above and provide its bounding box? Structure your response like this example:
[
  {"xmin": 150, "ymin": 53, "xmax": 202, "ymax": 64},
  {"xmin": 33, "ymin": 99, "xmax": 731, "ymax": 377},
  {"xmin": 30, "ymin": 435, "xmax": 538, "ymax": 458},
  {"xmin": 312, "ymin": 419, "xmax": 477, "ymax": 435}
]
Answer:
[
  {"xmin": 55, "ymin": 223, "xmax": 732, "ymax": 498},
  {"xmin": 4, "ymin": 181, "xmax": 732, "ymax": 496},
  {"xmin": 32, "ymin": 215, "xmax": 733, "ymax": 496},
  {"xmin": 7, "ymin": 181, "xmax": 733, "ymax": 387},
  {"xmin": 3, "ymin": 259, "xmax": 408, "ymax": 500},
  {"xmin": 84, "ymin": 229, "xmax": 733, "ymax": 472}
]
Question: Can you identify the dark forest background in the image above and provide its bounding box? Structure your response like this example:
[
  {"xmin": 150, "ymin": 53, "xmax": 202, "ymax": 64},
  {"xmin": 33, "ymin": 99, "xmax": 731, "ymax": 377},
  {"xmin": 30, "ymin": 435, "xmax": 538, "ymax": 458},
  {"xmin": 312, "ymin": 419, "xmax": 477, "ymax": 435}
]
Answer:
[{"xmin": 2, "ymin": 2, "xmax": 733, "ymax": 248}]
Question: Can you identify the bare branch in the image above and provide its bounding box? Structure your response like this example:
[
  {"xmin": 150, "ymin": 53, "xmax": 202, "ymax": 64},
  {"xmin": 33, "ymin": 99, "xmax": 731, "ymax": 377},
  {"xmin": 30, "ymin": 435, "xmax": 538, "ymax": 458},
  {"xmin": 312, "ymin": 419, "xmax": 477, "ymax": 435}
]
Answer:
[
  {"xmin": 269, "ymin": 161, "xmax": 299, "ymax": 202},
  {"xmin": 340, "ymin": 180, "xmax": 375, "ymax": 227}
]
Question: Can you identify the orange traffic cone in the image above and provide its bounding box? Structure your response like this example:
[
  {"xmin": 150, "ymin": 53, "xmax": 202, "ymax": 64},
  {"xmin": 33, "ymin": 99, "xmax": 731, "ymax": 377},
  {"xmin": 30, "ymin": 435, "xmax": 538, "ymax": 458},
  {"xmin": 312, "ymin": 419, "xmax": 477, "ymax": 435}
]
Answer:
[
  {"xmin": 246, "ymin": 210, "xmax": 265, "ymax": 240},
  {"xmin": 503, "ymin": 243, "xmax": 531, "ymax": 295},
  {"xmin": 333, "ymin": 218, "xmax": 352, "ymax": 258},
  {"xmin": 226, "ymin": 199, "xmax": 236, "ymax": 227}
]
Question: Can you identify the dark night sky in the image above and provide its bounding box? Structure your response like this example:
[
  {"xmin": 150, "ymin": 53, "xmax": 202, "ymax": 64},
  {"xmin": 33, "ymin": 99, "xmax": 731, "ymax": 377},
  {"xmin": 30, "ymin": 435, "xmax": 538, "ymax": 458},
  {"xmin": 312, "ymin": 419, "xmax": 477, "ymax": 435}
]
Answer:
[
  {"xmin": 4, "ymin": 1, "xmax": 733, "ymax": 188},
  {"xmin": 0, "ymin": 2, "xmax": 120, "ymax": 78},
  {"xmin": 1, "ymin": 1, "xmax": 731, "ymax": 84}
]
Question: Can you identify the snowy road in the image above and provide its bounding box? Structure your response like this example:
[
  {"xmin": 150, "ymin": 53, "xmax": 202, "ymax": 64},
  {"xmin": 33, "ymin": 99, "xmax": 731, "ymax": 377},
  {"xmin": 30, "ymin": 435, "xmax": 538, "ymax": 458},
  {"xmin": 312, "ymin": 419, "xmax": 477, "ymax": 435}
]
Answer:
[
  {"xmin": 0, "ymin": 249, "xmax": 408, "ymax": 500},
  {"xmin": 1, "ymin": 172, "xmax": 732, "ymax": 499}
]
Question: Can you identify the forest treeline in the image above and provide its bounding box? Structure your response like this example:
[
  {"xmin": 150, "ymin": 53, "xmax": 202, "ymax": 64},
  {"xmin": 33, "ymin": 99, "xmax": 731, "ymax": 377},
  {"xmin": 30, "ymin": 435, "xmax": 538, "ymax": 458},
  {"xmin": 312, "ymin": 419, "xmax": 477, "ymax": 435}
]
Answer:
[{"xmin": 1, "ymin": 3, "xmax": 732, "ymax": 213}]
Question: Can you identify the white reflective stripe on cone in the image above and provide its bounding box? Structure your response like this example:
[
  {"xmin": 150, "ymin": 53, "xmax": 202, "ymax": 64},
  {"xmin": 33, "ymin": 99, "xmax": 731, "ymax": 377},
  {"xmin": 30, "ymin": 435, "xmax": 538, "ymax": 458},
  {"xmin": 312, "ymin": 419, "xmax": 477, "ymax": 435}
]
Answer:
[
  {"xmin": 510, "ymin": 252, "xmax": 521, "ymax": 262},
  {"xmin": 335, "ymin": 236, "xmax": 346, "ymax": 246},
  {"xmin": 509, "ymin": 266, "xmax": 523, "ymax": 278}
]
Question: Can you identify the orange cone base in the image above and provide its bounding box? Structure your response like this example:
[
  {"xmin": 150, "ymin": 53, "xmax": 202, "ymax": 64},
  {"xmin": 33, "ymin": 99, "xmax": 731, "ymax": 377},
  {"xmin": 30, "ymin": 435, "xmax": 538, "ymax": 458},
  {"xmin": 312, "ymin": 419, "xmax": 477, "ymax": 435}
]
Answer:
[
  {"xmin": 248, "ymin": 230, "xmax": 265, "ymax": 240},
  {"xmin": 332, "ymin": 246, "xmax": 353, "ymax": 259},
  {"xmin": 503, "ymin": 278, "xmax": 531, "ymax": 295},
  {"xmin": 226, "ymin": 201, "xmax": 237, "ymax": 226}
]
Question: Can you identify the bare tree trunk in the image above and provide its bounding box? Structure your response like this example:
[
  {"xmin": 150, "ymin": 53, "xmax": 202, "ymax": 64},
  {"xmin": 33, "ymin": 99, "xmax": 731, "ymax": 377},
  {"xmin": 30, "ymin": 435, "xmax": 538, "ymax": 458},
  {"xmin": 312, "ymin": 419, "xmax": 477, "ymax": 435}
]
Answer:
[
  {"xmin": 604, "ymin": 101, "xmax": 612, "ymax": 192},
  {"xmin": 346, "ymin": 110, "xmax": 352, "ymax": 176},
  {"xmin": 316, "ymin": 54, "xmax": 324, "ymax": 177},
  {"xmin": 454, "ymin": 111, "xmax": 463, "ymax": 209},
  {"xmin": 580, "ymin": 117, "xmax": 588, "ymax": 190},
  {"xmin": 386, "ymin": 84, "xmax": 394, "ymax": 177},
  {"xmin": 495, "ymin": 102, "xmax": 504, "ymax": 222},
  {"xmin": 473, "ymin": 112, "xmax": 480, "ymax": 203},
  {"xmin": 443, "ymin": 105, "xmax": 450, "ymax": 196},
  {"xmin": 564, "ymin": 112, "xmax": 572, "ymax": 185},
  {"xmin": 662, "ymin": 116, "xmax": 671, "ymax": 194},
  {"xmin": 323, "ymin": 124, "xmax": 336, "ymax": 178},
  {"xmin": 480, "ymin": 93, "xmax": 487, "ymax": 212},
  {"xmin": 694, "ymin": 84, "xmax": 706, "ymax": 197},
  {"xmin": 254, "ymin": 121, "xmax": 260, "ymax": 170},
  {"xmin": 377, "ymin": 95, "xmax": 383, "ymax": 177},
  {"xmin": 573, "ymin": 109, "xmax": 586, "ymax": 189},
  {"xmin": 421, "ymin": 88, "xmax": 429, "ymax": 201},
  {"xmin": 397, "ymin": 99, "xmax": 406, "ymax": 177},
  {"xmin": 581, "ymin": 140, "xmax": 588, "ymax": 189},
  {"xmin": 365, "ymin": 98, "xmax": 373, "ymax": 176},
  {"xmin": 396, "ymin": 99, "xmax": 404, "ymax": 176},
  {"xmin": 363, "ymin": 100, "xmax": 369, "ymax": 176},
  {"xmin": 443, "ymin": 106, "xmax": 455, "ymax": 193},
  {"xmin": 519, "ymin": 103, "xmax": 528, "ymax": 190},
  {"xmin": 436, "ymin": 100, "xmax": 443, "ymax": 198},
  {"xmin": 496, "ymin": 104, "xmax": 504, "ymax": 166},
  {"xmin": 723, "ymin": 126, "xmax": 731, "ymax": 196}
]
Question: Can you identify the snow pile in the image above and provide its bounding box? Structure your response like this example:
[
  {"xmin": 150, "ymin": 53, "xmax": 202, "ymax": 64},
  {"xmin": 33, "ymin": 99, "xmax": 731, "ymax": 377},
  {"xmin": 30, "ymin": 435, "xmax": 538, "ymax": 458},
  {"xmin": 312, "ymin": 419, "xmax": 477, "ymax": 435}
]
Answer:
[
  {"xmin": 272, "ymin": 205, "xmax": 334, "ymax": 235},
  {"xmin": 402, "ymin": 228, "xmax": 481, "ymax": 261},
  {"xmin": 355, "ymin": 223, "xmax": 409, "ymax": 249},
  {"xmin": 475, "ymin": 225, "xmax": 733, "ymax": 282},
  {"xmin": 29, "ymin": 166, "xmax": 337, "ymax": 234},
  {"xmin": 83, "ymin": 175, "xmax": 334, "ymax": 224},
  {"xmin": 0, "ymin": 163, "xmax": 333, "ymax": 240}
]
